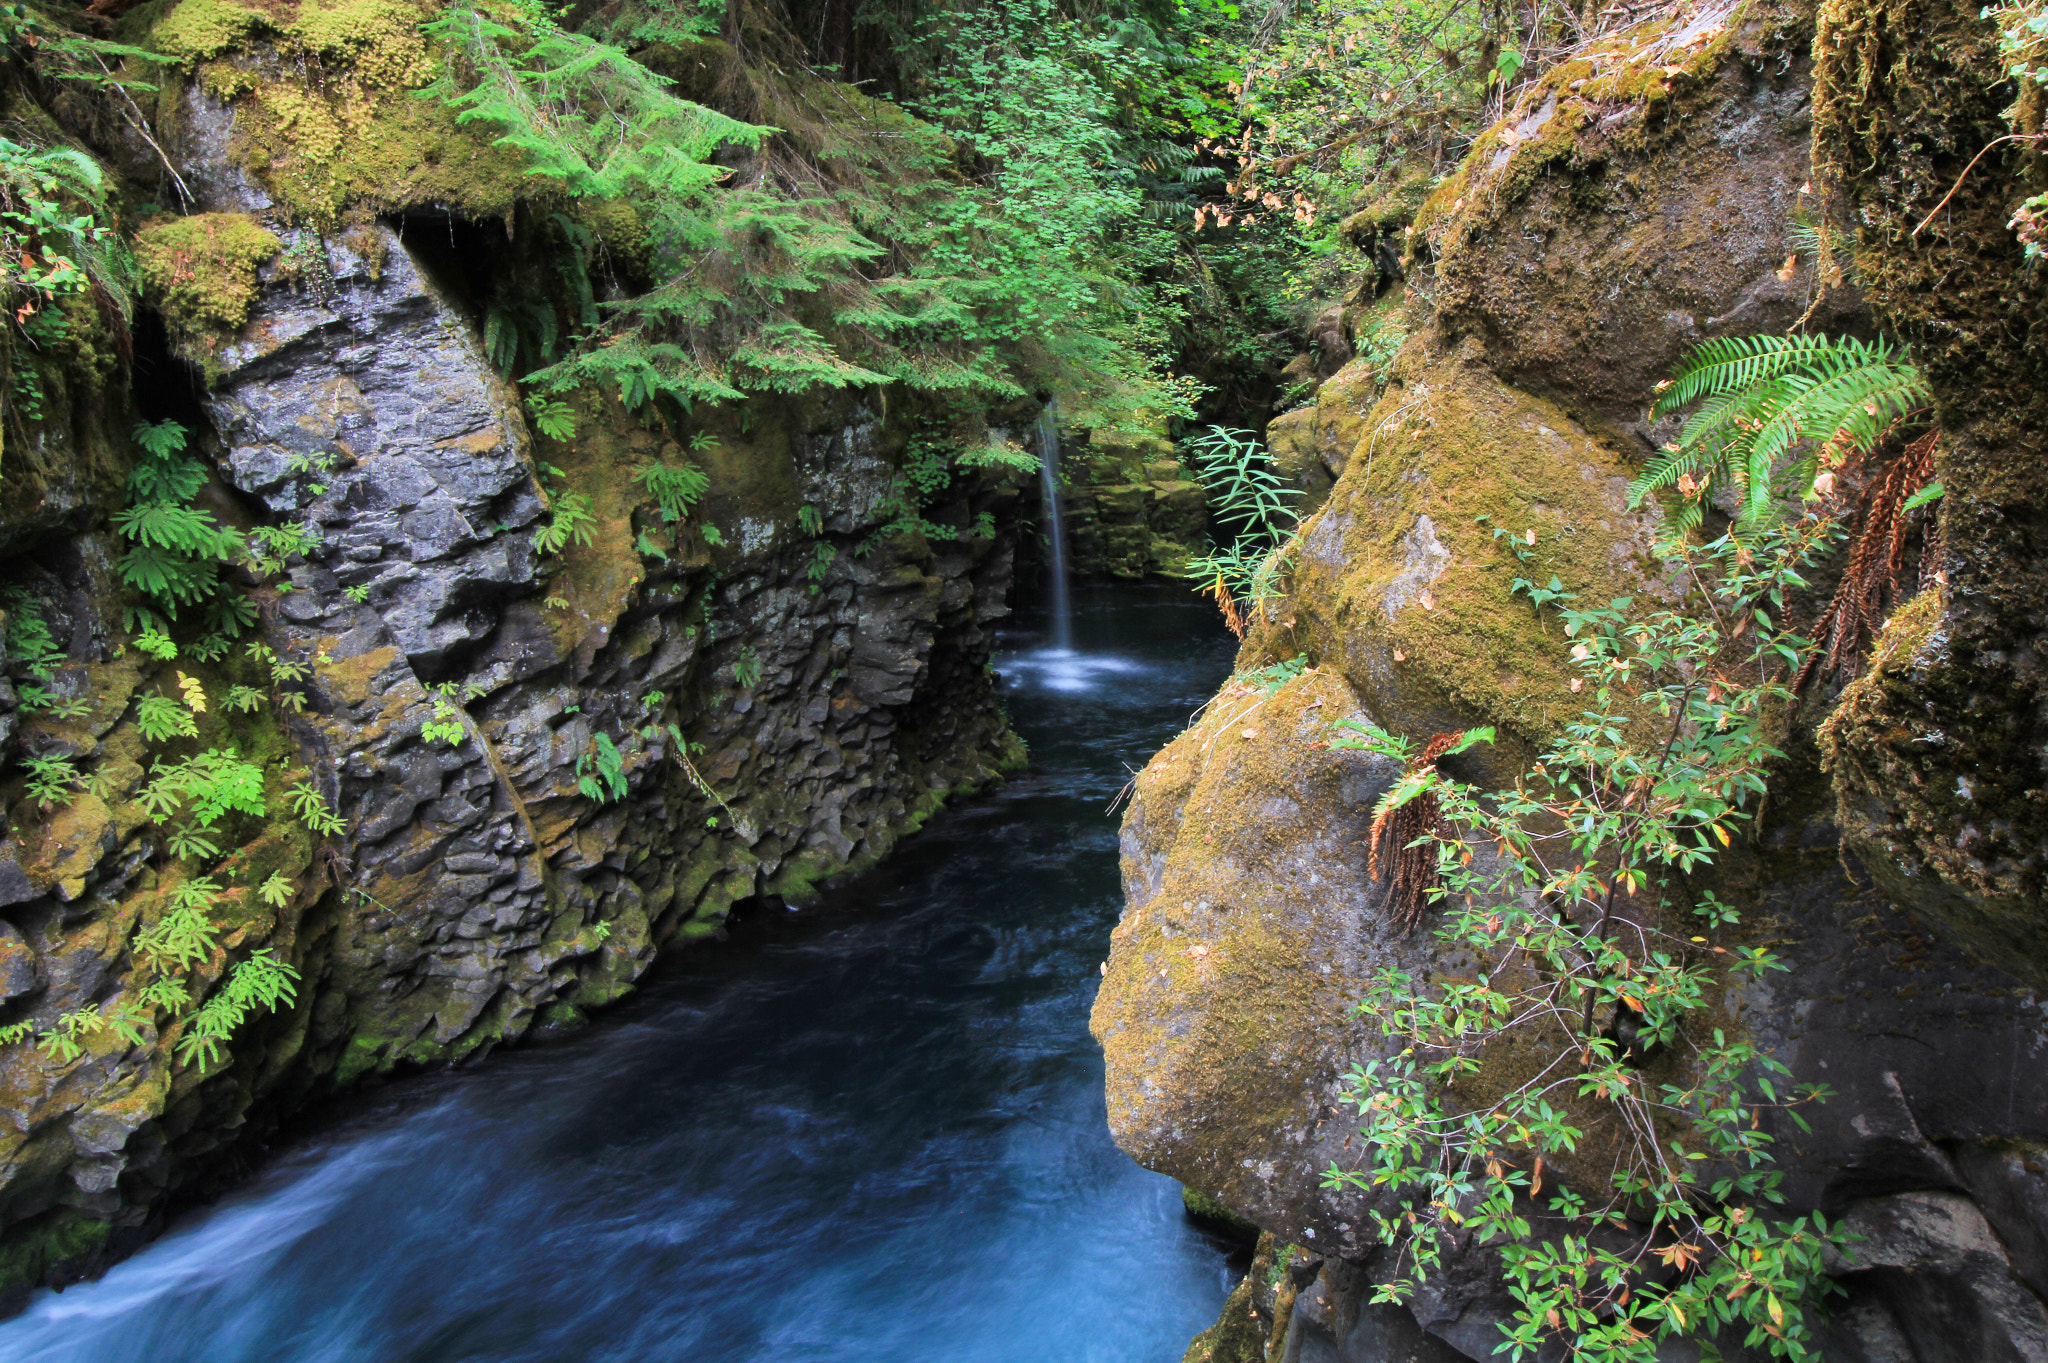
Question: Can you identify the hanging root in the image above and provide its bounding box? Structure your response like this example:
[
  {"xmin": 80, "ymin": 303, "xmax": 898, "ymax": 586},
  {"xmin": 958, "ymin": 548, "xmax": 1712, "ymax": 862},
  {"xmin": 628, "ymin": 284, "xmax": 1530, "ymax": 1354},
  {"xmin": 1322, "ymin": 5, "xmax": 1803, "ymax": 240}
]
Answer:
[
  {"xmin": 1367, "ymin": 730, "xmax": 1462, "ymax": 930},
  {"xmin": 1795, "ymin": 428, "xmax": 1941, "ymax": 694}
]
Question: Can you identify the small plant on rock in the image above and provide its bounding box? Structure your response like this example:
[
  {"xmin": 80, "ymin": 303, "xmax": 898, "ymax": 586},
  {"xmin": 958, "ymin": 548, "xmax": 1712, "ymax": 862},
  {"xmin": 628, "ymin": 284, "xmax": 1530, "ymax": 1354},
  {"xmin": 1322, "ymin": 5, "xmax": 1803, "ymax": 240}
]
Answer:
[
  {"xmin": 1180, "ymin": 425, "xmax": 1299, "ymax": 635},
  {"xmin": 575, "ymin": 732, "xmax": 628, "ymax": 803}
]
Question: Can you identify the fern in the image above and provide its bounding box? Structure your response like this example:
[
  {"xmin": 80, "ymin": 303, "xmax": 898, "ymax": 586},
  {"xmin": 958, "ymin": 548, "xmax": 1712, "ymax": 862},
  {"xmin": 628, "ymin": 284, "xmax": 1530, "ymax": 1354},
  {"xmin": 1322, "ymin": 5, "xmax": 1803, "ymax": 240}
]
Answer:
[
  {"xmin": 23, "ymin": 753, "xmax": 83, "ymax": 809},
  {"xmin": 115, "ymin": 420, "xmax": 246, "ymax": 618},
  {"xmin": 533, "ymin": 489, "xmax": 597, "ymax": 553},
  {"xmin": 288, "ymin": 779, "xmax": 347, "ymax": 837},
  {"xmin": 2, "ymin": 594, "xmax": 62, "ymax": 683},
  {"xmin": 575, "ymin": 732, "xmax": 629, "ymax": 803},
  {"xmin": 633, "ymin": 461, "xmax": 708, "ymax": 522},
  {"xmin": 136, "ymin": 694, "xmax": 198, "ymax": 743},
  {"xmin": 175, "ymin": 949, "xmax": 301, "ymax": 1072},
  {"xmin": 1632, "ymin": 333, "xmax": 1932, "ymax": 529}
]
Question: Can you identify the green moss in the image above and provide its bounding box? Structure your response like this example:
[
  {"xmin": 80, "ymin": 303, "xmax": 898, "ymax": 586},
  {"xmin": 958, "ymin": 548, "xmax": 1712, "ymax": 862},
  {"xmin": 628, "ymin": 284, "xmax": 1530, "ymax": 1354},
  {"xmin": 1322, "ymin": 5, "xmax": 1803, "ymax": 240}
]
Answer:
[
  {"xmin": 1180, "ymin": 1184, "xmax": 1260, "ymax": 1241},
  {"xmin": 0, "ymin": 1207, "xmax": 110, "ymax": 1293},
  {"xmin": 148, "ymin": 0, "xmax": 267, "ymax": 61},
  {"xmin": 1091, "ymin": 669, "xmax": 1385, "ymax": 1205},
  {"xmin": 133, "ymin": 212, "xmax": 281, "ymax": 355},
  {"xmin": 1179, "ymin": 1235, "xmax": 1273, "ymax": 1363},
  {"xmin": 145, "ymin": 0, "xmax": 533, "ymax": 227},
  {"xmin": 1247, "ymin": 347, "xmax": 1671, "ymax": 781},
  {"xmin": 1410, "ymin": 3, "xmax": 1801, "ymax": 263}
]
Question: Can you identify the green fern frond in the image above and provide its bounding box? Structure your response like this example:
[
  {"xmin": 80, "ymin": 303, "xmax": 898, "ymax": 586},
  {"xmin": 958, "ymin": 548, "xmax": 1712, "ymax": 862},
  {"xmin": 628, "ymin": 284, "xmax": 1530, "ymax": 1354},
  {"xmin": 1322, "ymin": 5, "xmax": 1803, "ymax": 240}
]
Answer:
[{"xmin": 1635, "ymin": 332, "xmax": 1930, "ymax": 527}]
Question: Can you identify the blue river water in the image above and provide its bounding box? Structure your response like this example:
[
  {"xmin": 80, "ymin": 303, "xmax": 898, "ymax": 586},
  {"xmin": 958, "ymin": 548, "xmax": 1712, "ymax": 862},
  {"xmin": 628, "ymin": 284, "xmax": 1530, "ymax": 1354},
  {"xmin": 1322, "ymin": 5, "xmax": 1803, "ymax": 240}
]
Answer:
[{"xmin": 0, "ymin": 583, "xmax": 1242, "ymax": 1363}]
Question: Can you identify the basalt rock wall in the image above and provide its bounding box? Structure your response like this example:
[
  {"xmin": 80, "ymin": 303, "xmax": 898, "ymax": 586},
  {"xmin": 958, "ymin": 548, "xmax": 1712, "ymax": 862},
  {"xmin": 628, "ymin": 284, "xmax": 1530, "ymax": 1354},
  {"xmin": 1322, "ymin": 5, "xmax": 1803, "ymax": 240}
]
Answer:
[
  {"xmin": 0, "ymin": 30, "xmax": 1027, "ymax": 1297},
  {"xmin": 1097, "ymin": 3, "xmax": 2048, "ymax": 1360}
]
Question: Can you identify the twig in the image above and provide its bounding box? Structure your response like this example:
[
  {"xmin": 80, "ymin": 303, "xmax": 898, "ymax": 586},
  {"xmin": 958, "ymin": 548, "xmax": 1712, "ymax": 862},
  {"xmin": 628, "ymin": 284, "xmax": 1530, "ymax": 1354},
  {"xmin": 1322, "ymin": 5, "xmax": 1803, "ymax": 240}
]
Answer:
[{"xmin": 1912, "ymin": 132, "xmax": 2046, "ymax": 237}]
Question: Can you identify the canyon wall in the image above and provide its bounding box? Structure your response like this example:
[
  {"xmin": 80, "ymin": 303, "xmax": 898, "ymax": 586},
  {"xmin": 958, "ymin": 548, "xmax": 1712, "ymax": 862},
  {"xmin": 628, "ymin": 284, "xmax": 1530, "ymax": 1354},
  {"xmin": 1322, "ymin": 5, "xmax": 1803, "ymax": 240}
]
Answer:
[
  {"xmin": 1096, "ymin": 2, "xmax": 2048, "ymax": 1359},
  {"xmin": 0, "ymin": 5, "xmax": 1028, "ymax": 1294}
]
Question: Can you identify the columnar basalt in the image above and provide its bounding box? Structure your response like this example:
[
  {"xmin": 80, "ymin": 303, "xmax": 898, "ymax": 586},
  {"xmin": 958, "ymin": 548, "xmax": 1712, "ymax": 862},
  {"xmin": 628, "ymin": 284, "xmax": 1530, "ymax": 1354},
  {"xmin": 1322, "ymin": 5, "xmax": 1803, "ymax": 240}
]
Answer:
[{"xmin": 0, "ymin": 39, "xmax": 1028, "ymax": 1297}]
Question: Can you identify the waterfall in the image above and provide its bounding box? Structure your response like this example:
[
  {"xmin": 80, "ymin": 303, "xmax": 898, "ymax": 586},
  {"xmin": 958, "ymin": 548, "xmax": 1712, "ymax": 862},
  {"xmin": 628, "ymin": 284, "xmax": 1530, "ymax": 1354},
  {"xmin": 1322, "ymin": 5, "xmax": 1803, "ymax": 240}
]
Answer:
[{"xmin": 1034, "ymin": 406, "xmax": 1073, "ymax": 651}]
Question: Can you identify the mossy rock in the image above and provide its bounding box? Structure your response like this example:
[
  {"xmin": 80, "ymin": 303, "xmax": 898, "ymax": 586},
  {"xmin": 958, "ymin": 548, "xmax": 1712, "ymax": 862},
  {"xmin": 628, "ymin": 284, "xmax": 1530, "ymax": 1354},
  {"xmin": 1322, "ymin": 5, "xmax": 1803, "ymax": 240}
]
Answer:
[
  {"xmin": 1180, "ymin": 1241, "xmax": 1271, "ymax": 1363},
  {"xmin": 1809, "ymin": 0, "xmax": 2048, "ymax": 984},
  {"xmin": 134, "ymin": 212, "xmax": 281, "ymax": 353},
  {"xmin": 1091, "ymin": 666, "xmax": 1410, "ymax": 1252},
  {"xmin": 1181, "ymin": 1184, "xmax": 1259, "ymax": 1242},
  {"xmin": 1407, "ymin": 0, "xmax": 1857, "ymax": 442},
  {"xmin": 1262, "ymin": 355, "xmax": 1384, "ymax": 519},
  {"xmin": 0, "ymin": 1207, "xmax": 110, "ymax": 1295},
  {"xmin": 1246, "ymin": 339, "xmax": 1676, "ymax": 784},
  {"xmin": 146, "ymin": 0, "xmax": 534, "ymax": 227}
]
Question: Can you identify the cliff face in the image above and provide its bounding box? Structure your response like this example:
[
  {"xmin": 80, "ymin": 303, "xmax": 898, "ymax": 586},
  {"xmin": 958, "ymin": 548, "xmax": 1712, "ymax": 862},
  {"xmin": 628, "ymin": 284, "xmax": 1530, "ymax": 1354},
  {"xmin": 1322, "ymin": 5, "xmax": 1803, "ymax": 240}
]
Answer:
[
  {"xmin": 0, "ymin": 8, "xmax": 1026, "ymax": 1293},
  {"xmin": 1097, "ymin": 3, "xmax": 2048, "ymax": 1359}
]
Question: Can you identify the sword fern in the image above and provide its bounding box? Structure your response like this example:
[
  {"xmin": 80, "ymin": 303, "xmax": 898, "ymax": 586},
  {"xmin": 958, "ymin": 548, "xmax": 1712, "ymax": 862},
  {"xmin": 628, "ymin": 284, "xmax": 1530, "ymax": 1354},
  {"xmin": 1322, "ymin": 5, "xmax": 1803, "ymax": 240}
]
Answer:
[{"xmin": 1629, "ymin": 333, "xmax": 1931, "ymax": 529}]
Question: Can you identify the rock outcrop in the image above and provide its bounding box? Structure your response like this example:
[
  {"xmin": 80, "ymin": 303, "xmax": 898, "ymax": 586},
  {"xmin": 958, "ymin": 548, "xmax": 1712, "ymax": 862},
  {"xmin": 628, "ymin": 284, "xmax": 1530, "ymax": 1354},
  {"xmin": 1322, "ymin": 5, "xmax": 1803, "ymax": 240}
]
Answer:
[
  {"xmin": 1051, "ymin": 424, "xmax": 1210, "ymax": 581},
  {"xmin": 0, "ymin": 15, "xmax": 1028, "ymax": 1295},
  {"xmin": 1097, "ymin": 3, "xmax": 2048, "ymax": 1358}
]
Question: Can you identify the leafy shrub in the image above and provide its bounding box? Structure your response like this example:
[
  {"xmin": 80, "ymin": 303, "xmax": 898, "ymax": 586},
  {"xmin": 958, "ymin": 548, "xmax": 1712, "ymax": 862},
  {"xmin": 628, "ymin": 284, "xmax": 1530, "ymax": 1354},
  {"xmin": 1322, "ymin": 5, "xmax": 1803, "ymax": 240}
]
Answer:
[
  {"xmin": 136, "ymin": 748, "xmax": 267, "ymax": 828},
  {"xmin": 288, "ymin": 780, "xmax": 347, "ymax": 837},
  {"xmin": 1324, "ymin": 521, "xmax": 1848, "ymax": 1361},
  {"xmin": 421, "ymin": 688, "xmax": 467, "ymax": 746},
  {"xmin": 246, "ymin": 520, "xmax": 322, "ymax": 578},
  {"xmin": 2, "ymin": 590, "xmax": 63, "ymax": 679}
]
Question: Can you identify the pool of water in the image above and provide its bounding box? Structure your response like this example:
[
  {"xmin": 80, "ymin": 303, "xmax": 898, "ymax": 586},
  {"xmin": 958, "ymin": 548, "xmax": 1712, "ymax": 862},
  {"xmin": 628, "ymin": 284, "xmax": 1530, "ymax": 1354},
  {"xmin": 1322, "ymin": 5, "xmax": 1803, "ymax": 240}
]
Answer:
[{"xmin": 0, "ymin": 583, "xmax": 1242, "ymax": 1363}]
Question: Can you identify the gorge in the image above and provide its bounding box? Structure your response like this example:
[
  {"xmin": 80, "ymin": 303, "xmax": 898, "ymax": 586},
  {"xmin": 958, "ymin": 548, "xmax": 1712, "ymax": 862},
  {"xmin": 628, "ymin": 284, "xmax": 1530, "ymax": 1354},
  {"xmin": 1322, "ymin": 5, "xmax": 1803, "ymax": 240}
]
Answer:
[{"xmin": 0, "ymin": 0, "xmax": 2039, "ymax": 1359}]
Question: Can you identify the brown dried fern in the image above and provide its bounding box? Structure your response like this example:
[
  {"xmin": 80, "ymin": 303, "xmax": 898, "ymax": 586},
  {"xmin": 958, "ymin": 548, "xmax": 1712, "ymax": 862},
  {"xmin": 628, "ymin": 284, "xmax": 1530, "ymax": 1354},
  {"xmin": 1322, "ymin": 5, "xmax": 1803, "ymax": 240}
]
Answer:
[
  {"xmin": 1794, "ymin": 427, "xmax": 1940, "ymax": 694},
  {"xmin": 1367, "ymin": 730, "xmax": 1463, "ymax": 930}
]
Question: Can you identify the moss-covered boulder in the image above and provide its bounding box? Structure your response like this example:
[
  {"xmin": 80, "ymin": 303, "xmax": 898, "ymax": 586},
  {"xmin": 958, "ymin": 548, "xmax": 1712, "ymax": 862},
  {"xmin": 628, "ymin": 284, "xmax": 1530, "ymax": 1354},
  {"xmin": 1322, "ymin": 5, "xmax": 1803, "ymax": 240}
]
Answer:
[
  {"xmin": 1245, "ymin": 340, "xmax": 1676, "ymax": 782},
  {"xmin": 133, "ymin": 212, "xmax": 282, "ymax": 361},
  {"xmin": 1091, "ymin": 664, "xmax": 1406, "ymax": 1253},
  {"xmin": 1414, "ymin": 0, "xmax": 1865, "ymax": 445}
]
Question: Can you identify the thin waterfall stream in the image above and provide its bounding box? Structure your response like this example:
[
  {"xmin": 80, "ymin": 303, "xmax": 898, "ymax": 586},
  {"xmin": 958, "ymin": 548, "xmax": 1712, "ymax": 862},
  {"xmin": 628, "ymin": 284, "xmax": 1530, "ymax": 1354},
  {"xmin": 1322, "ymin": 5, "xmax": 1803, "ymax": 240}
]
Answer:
[
  {"xmin": 0, "ymin": 585, "xmax": 1241, "ymax": 1363},
  {"xmin": 1035, "ymin": 408, "xmax": 1073, "ymax": 653}
]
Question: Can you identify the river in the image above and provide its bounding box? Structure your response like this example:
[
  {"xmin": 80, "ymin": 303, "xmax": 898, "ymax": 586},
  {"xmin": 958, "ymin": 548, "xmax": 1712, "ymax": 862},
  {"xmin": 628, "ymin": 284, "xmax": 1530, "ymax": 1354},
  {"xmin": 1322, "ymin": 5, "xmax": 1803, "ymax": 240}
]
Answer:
[{"xmin": 0, "ymin": 583, "xmax": 1242, "ymax": 1363}]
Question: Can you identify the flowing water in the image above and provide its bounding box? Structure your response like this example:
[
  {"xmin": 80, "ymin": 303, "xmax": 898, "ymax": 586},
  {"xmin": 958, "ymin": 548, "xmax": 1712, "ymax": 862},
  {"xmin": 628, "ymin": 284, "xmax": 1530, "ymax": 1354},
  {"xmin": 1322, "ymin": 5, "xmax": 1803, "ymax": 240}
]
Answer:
[
  {"xmin": 1034, "ymin": 410, "xmax": 1074, "ymax": 652},
  {"xmin": 0, "ymin": 584, "xmax": 1241, "ymax": 1363}
]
